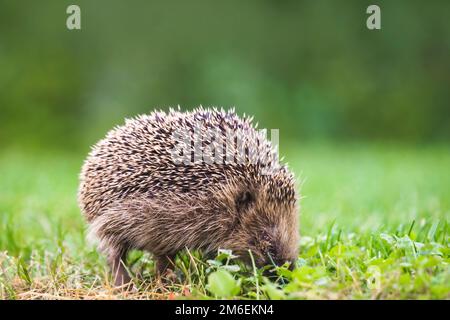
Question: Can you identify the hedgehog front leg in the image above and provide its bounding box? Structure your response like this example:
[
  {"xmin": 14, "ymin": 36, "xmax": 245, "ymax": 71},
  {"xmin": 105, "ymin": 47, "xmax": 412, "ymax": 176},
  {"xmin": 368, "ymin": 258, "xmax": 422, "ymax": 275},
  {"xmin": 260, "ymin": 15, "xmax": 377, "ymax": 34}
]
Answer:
[{"xmin": 107, "ymin": 247, "xmax": 132, "ymax": 287}]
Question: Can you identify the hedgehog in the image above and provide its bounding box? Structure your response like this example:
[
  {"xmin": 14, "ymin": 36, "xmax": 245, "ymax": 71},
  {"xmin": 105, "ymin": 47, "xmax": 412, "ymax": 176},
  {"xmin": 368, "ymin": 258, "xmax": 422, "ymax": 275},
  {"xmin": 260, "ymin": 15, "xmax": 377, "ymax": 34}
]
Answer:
[{"xmin": 78, "ymin": 107, "xmax": 299, "ymax": 286}]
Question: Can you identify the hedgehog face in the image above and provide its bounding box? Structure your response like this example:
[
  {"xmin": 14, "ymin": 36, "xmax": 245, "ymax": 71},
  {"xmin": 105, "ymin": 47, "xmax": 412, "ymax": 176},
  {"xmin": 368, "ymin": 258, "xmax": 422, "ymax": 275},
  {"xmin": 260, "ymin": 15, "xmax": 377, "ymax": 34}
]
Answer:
[{"xmin": 222, "ymin": 179, "xmax": 299, "ymax": 269}]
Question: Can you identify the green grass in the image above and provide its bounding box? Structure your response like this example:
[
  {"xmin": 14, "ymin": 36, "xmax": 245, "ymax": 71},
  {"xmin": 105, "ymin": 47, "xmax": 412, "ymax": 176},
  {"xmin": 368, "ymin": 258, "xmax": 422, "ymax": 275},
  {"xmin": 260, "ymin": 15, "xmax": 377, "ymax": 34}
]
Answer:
[{"xmin": 0, "ymin": 144, "xmax": 449, "ymax": 299}]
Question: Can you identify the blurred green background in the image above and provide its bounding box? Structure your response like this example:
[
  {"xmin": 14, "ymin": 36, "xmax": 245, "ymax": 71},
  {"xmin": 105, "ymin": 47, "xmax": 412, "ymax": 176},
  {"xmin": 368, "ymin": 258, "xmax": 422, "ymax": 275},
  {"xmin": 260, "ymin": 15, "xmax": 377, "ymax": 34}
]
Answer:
[{"xmin": 1, "ymin": 0, "xmax": 449, "ymax": 151}]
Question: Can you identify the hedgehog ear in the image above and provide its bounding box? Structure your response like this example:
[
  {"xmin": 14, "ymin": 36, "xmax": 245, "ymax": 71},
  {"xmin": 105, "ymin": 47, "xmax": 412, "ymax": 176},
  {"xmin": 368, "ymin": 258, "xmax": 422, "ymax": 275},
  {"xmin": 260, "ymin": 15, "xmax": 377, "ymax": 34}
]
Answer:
[{"xmin": 235, "ymin": 190, "xmax": 255, "ymax": 212}]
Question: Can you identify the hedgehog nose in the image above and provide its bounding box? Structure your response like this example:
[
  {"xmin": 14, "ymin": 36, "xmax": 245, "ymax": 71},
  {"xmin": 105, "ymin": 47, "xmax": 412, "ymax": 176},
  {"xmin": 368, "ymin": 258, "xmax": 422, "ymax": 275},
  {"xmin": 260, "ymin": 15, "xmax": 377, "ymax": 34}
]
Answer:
[{"xmin": 269, "ymin": 256, "xmax": 286, "ymax": 266}]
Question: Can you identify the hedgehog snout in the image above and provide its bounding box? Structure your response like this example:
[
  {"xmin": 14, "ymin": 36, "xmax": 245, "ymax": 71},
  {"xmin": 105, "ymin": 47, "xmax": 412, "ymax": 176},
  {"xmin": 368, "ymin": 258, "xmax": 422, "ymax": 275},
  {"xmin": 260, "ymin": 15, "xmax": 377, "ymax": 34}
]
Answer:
[
  {"xmin": 265, "ymin": 245, "xmax": 296, "ymax": 269},
  {"xmin": 248, "ymin": 240, "xmax": 293, "ymax": 269}
]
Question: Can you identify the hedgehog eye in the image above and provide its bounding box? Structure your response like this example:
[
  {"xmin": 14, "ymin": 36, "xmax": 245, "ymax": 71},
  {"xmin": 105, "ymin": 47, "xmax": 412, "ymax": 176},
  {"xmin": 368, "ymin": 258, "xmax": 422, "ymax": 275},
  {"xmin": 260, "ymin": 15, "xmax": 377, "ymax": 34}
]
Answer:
[{"xmin": 235, "ymin": 190, "xmax": 254, "ymax": 211}]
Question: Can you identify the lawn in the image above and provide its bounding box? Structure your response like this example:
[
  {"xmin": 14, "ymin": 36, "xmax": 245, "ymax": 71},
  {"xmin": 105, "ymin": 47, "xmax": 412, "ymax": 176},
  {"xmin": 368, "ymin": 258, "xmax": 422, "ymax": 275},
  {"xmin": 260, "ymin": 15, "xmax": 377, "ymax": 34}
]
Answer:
[{"xmin": 0, "ymin": 144, "xmax": 449, "ymax": 299}]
